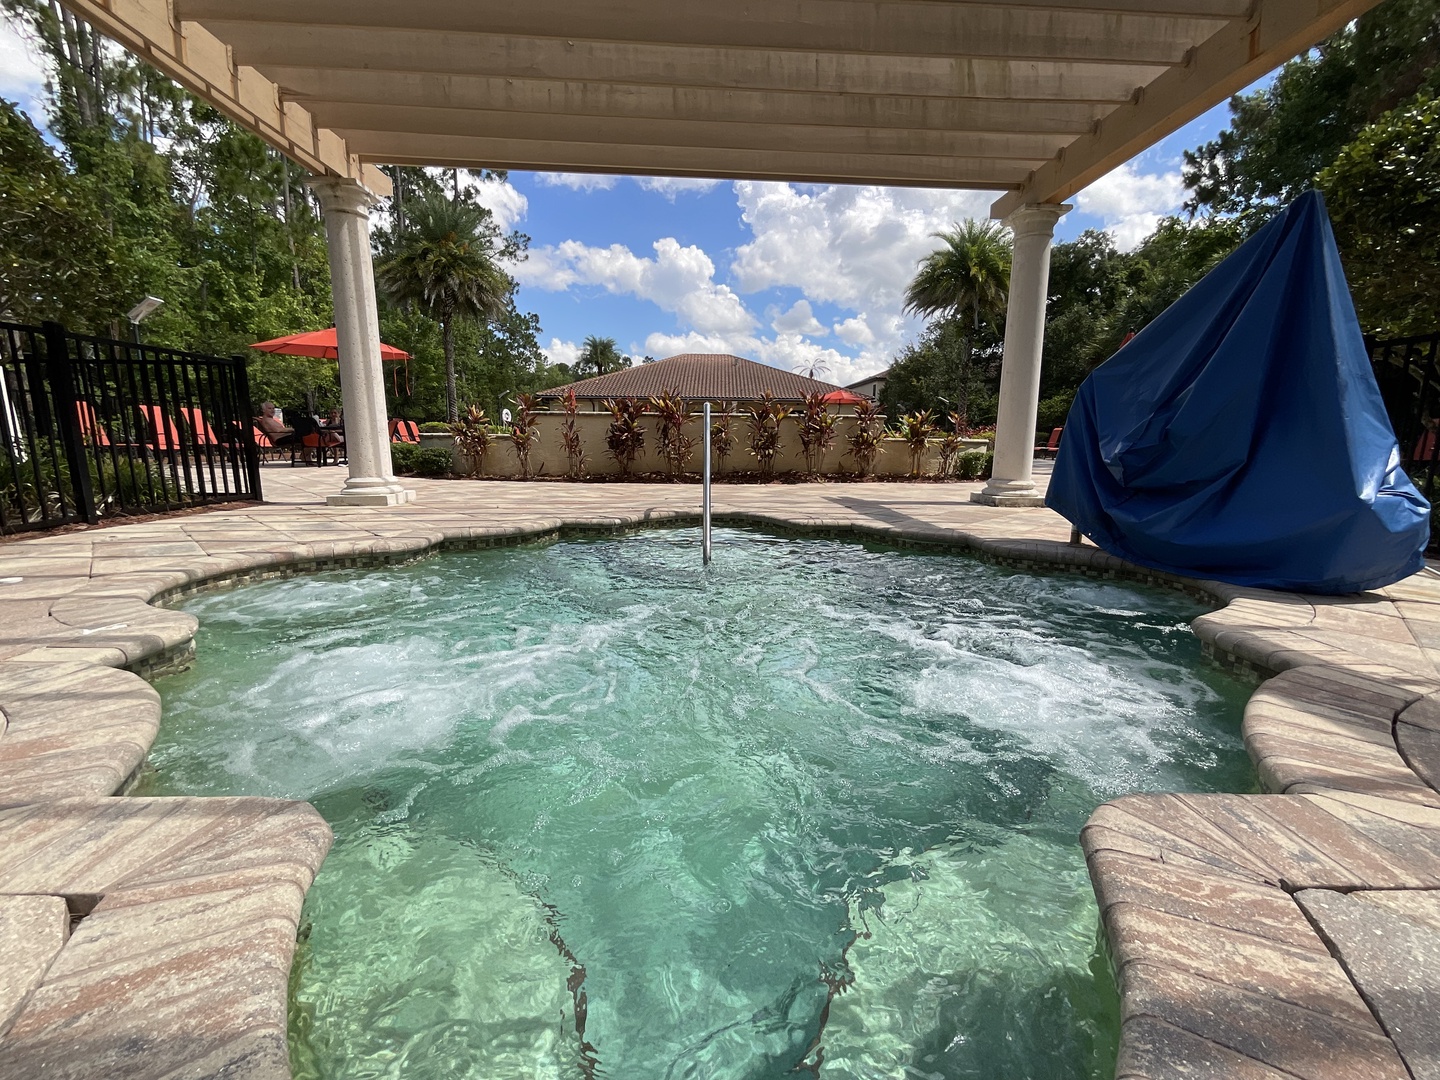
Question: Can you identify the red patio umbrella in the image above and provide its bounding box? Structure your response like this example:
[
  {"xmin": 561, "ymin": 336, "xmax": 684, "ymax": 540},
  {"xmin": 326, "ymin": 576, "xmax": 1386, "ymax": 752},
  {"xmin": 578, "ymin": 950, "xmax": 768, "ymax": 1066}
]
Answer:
[
  {"xmin": 251, "ymin": 328, "xmax": 414, "ymax": 396},
  {"xmin": 820, "ymin": 389, "xmax": 868, "ymax": 406},
  {"xmin": 250, "ymin": 327, "xmax": 411, "ymax": 361}
]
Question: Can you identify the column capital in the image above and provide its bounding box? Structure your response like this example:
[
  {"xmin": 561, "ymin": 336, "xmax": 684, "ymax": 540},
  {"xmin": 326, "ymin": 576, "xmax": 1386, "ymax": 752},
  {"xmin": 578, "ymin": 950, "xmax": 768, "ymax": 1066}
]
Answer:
[
  {"xmin": 1004, "ymin": 202, "xmax": 1072, "ymax": 238},
  {"xmin": 307, "ymin": 175, "xmax": 382, "ymax": 218}
]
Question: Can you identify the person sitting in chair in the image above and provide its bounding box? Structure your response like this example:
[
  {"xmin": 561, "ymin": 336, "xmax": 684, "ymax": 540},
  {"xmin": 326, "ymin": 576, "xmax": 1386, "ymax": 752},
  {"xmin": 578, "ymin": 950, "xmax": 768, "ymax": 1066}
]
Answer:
[{"xmin": 255, "ymin": 401, "xmax": 288, "ymax": 440}]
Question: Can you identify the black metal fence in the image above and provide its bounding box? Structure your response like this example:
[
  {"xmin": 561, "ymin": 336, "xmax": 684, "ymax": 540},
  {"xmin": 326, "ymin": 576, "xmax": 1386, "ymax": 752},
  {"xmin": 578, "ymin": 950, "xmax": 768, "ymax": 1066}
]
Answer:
[
  {"xmin": 1369, "ymin": 331, "xmax": 1440, "ymax": 499},
  {"xmin": 0, "ymin": 321, "xmax": 262, "ymax": 534}
]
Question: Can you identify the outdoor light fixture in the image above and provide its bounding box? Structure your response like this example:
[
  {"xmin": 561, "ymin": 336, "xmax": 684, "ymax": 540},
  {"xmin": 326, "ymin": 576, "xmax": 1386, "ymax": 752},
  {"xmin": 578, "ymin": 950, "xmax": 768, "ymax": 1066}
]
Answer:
[
  {"xmin": 126, "ymin": 296, "xmax": 165, "ymax": 343},
  {"xmin": 126, "ymin": 296, "xmax": 165, "ymax": 324}
]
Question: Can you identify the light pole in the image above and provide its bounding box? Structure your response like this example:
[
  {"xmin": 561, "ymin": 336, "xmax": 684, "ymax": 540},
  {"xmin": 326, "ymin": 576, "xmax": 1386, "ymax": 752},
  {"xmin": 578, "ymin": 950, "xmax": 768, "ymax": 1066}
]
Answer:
[{"xmin": 125, "ymin": 296, "xmax": 165, "ymax": 344}]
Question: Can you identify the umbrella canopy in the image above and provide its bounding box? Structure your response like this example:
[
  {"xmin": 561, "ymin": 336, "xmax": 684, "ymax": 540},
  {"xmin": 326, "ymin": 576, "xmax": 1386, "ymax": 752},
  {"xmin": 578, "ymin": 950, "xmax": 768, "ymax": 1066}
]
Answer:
[
  {"xmin": 250, "ymin": 327, "xmax": 410, "ymax": 361},
  {"xmin": 820, "ymin": 389, "xmax": 868, "ymax": 406}
]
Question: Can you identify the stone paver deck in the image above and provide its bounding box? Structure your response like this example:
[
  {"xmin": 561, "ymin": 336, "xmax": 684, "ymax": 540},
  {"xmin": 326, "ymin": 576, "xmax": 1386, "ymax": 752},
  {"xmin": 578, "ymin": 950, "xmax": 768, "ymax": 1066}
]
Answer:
[{"xmin": 1, "ymin": 463, "xmax": 1438, "ymax": 1079}]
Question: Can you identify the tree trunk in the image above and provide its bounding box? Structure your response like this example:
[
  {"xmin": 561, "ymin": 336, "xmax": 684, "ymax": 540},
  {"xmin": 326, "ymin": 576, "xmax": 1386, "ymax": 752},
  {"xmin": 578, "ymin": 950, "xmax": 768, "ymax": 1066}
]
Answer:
[{"xmin": 443, "ymin": 318, "xmax": 458, "ymax": 422}]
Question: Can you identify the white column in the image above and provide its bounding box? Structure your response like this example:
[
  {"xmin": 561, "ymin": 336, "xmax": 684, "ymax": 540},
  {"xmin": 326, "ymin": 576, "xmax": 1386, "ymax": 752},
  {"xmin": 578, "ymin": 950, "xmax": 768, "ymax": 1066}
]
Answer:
[
  {"xmin": 972, "ymin": 202, "xmax": 1070, "ymax": 508},
  {"xmin": 309, "ymin": 176, "xmax": 415, "ymax": 507}
]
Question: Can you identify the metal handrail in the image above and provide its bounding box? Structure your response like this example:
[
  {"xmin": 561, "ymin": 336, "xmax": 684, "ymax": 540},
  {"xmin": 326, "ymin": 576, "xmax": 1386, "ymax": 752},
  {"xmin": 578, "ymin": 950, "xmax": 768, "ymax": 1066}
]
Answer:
[{"xmin": 702, "ymin": 401, "xmax": 712, "ymax": 565}]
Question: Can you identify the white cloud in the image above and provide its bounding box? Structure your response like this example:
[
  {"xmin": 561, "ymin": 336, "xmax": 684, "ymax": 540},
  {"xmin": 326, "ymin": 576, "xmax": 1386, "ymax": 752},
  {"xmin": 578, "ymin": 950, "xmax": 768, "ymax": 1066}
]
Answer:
[
  {"xmin": 0, "ymin": 14, "xmax": 53, "ymax": 120},
  {"xmin": 729, "ymin": 182, "xmax": 998, "ymax": 360},
  {"xmin": 633, "ymin": 176, "xmax": 723, "ymax": 200},
  {"xmin": 517, "ymin": 237, "xmax": 757, "ymax": 336},
  {"xmin": 543, "ymin": 338, "xmax": 581, "ymax": 368},
  {"xmin": 1073, "ymin": 163, "xmax": 1186, "ymax": 251},
  {"xmin": 771, "ymin": 299, "xmax": 826, "ymax": 336},
  {"xmin": 536, "ymin": 172, "xmax": 619, "ymax": 192},
  {"xmin": 464, "ymin": 174, "xmax": 529, "ymax": 233}
]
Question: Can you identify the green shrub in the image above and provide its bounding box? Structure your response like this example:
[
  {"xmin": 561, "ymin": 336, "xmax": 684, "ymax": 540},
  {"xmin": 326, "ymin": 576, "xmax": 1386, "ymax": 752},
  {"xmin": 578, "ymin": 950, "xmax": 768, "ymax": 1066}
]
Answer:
[
  {"xmin": 955, "ymin": 449, "xmax": 988, "ymax": 481},
  {"xmin": 1036, "ymin": 391, "xmax": 1075, "ymax": 434},
  {"xmin": 418, "ymin": 421, "xmax": 451, "ymax": 433},
  {"xmin": 980, "ymin": 451, "xmax": 994, "ymax": 481},
  {"xmin": 411, "ymin": 447, "xmax": 453, "ymax": 477},
  {"xmin": 389, "ymin": 442, "xmax": 419, "ymax": 474}
]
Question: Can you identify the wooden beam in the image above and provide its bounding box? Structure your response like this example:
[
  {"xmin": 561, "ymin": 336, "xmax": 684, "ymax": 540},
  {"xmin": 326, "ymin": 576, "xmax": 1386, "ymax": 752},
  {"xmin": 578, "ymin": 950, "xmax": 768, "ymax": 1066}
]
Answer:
[
  {"xmin": 267, "ymin": 69, "xmax": 1113, "ymax": 135},
  {"xmin": 55, "ymin": 0, "xmax": 390, "ymax": 194},
  {"xmin": 177, "ymin": 1, "xmax": 1227, "ymax": 65},
  {"xmin": 211, "ymin": 24, "xmax": 1168, "ymax": 102},
  {"xmin": 308, "ymin": 102, "xmax": 1072, "ymax": 160},
  {"xmin": 342, "ymin": 132, "xmax": 1036, "ymax": 187},
  {"xmin": 992, "ymin": 0, "xmax": 1386, "ymax": 214}
]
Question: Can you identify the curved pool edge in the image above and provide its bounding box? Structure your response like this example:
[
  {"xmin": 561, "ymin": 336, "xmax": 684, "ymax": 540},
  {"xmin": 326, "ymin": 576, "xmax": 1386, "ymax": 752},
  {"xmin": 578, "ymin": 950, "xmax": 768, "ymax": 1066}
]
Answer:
[{"xmin": 0, "ymin": 488, "xmax": 1437, "ymax": 1079}]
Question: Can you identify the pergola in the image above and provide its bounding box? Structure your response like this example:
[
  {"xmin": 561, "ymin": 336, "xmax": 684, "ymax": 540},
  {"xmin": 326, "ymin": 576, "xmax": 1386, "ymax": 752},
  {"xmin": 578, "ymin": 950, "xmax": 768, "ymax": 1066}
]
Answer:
[{"xmin": 62, "ymin": 0, "xmax": 1380, "ymax": 505}]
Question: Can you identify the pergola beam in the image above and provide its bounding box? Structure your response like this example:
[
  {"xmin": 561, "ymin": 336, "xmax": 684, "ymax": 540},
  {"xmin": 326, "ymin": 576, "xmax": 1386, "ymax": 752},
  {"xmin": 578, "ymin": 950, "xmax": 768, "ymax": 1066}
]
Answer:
[
  {"xmin": 313, "ymin": 102, "xmax": 1071, "ymax": 161},
  {"xmin": 337, "ymin": 132, "xmax": 1039, "ymax": 188},
  {"xmin": 178, "ymin": 1, "xmax": 1227, "ymax": 65},
  {"xmin": 58, "ymin": 0, "xmax": 389, "ymax": 194},
  {"xmin": 268, "ymin": 68, "xmax": 1113, "ymax": 135},
  {"xmin": 211, "ymin": 25, "xmax": 1168, "ymax": 103},
  {"xmin": 993, "ymin": 0, "xmax": 1382, "ymax": 213}
]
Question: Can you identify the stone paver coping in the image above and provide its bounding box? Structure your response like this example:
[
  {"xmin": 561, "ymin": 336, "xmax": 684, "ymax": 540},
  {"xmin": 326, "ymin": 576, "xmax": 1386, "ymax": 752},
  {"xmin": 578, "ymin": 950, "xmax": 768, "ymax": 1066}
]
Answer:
[{"xmin": 0, "ymin": 468, "xmax": 1437, "ymax": 1078}]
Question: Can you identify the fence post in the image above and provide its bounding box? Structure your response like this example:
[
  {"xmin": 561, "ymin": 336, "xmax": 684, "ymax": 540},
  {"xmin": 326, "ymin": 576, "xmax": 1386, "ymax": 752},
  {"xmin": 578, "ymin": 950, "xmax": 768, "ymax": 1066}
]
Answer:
[
  {"xmin": 40, "ymin": 322, "xmax": 98, "ymax": 525},
  {"xmin": 231, "ymin": 354, "xmax": 263, "ymax": 503}
]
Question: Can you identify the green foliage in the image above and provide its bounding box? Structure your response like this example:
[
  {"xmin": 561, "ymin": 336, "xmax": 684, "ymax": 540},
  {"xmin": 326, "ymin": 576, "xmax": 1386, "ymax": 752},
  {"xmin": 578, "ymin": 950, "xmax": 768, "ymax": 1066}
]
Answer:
[
  {"xmin": 559, "ymin": 389, "xmax": 586, "ymax": 478},
  {"xmin": 418, "ymin": 421, "xmax": 452, "ymax": 433},
  {"xmin": 577, "ymin": 336, "xmax": 630, "ymax": 377},
  {"xmin": 797, "ymin": 392, "xmax": 839, "ymax": 474},
  {"xmin": 1036, "ymin": 391, "xmax": 1077, "ymax": 434},
  {"xmin": 744, "ymin": 393, "xmax": 792, "ymax": 478},
  {"xmin": 1171, "ymin": 0, "xmax": 1439, "ymax": 332},
  {"xmin": 603, "ymin": 397, "xmax": 647, "ymax": 477},
  {"xmin": 649, "ymin": 390, "xmax": 697, "ymax": 476},
  {"xmin": 845, "ymin": 398, "xmax": 885, "ymax": 476},
  {"xmin": 955, "ymin": 449, "xmax": 988, "ymax": 482},
  {"xmin": 709, "ymin": 409, "xmax": 735, "ymax": 468},
  {"xmin": 1183, "ymin": 0, "xmax": 1440, "ymax": 223},
  {"xmin": 0, "ymin": 99, "xmax": 129, "ymax": 327},
  {"xmin": 450, "ymin": 405, "xmax": 494, "ymax": 477},
  {"xmin": 377, "ymin": 192, "xmax": 512, "ymax": 422},
  {"xmin": 1318, "ymin": 95, "xmax": 1440, "ymax": 335},
  {"xmin": 390, "ymin": 441, "xmax": 452, "ymax": 478},
  {"xmin": 881, "ymin": 318, "xmax": 1001, "ymax": 422},
  {"xmin": 897, "ymin": 410, "xmax": 937, "ymax": 477},
  {"xmin": 506, "ymin": 393, "xmax": 541, "ymax": 478},
  {"xmin": 903, "ymin": 220, "xmax": 1011, "ymax": 423}
]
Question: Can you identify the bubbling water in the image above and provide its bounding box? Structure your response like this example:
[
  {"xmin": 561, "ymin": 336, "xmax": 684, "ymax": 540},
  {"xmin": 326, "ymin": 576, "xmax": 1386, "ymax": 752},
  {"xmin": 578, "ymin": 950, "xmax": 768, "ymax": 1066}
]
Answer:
[{"xmin": 147, "ymin": 528, "xmax": 1253, "ymax": 1080}]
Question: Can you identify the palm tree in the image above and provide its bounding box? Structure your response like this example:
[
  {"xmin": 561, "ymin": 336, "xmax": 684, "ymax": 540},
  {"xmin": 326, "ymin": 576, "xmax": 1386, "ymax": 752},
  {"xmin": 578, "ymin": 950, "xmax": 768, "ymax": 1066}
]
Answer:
[
  {"xmin": 377, "ymin": 193, "xmax": 511, "ymax": 422},
  {"xmin": 904, "ymin": 220, "xmax": 1012, "ymax": 424},
  {"xmin": 578, "ymin": 335, "xmax": 628, "ymax": 377}
]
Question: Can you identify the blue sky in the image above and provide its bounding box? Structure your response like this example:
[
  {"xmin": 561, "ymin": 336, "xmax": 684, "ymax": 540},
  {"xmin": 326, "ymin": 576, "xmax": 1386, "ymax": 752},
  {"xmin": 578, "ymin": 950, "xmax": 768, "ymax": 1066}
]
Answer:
[{"xmin": 1, "ymin": 11, "xmax": 1262, "ymax": 386}]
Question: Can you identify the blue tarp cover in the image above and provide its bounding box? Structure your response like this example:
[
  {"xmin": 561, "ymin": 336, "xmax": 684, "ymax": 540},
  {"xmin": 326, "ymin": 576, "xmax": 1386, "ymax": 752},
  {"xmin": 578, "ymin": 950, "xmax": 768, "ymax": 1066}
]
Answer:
[{"xmin": 1046, "ymin": 191, "xmax": 1430, "ymax": 594}]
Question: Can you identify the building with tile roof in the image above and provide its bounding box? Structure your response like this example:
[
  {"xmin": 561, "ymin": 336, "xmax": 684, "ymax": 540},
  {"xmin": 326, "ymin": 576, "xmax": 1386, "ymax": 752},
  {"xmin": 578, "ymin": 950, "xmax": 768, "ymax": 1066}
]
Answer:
[{"xmin": 539, "ymin": 353, "xmax": 867, "ymax": 411}]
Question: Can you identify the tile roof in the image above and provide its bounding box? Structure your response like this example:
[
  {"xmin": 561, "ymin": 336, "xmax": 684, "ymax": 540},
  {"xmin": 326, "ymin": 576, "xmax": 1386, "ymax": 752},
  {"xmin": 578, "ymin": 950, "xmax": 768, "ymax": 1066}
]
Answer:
[{"xmin": 539, "ymin": 353, "xmax": 855, "ymax": 403}]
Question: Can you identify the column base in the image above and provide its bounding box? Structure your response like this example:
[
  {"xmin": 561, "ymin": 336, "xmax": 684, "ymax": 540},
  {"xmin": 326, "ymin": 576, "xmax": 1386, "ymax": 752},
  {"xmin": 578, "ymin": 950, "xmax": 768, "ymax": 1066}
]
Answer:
[
  {"xmin": 971, "ymin": 478, "xmax": 1045, "ymax": 507},
  {"xmin": 326, "ymin": 481, "xmax": 416, "ymax": 507},
  {"xmin": 969, "ymin": 491, "xmax": 1047, "ymax": 507}
]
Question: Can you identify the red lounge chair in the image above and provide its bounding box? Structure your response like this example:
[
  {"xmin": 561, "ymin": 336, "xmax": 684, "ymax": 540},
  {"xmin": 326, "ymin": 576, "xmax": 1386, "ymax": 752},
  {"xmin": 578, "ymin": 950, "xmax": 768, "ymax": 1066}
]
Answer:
[
  {"xmin": 139, "ymin": 405, "xmax": 183, "ymax": 452},
  {"xmin": 389, "ymin": 419, "xmax": 420, "ymax": 443},
  {"xmin": 75, "ymin": 402, "xmax": 110, "ymax": 447},
  {"xmin": 1035, "ymin": 426, "xmax": 1063, "ymax": 458},
  {"xmin": 181, "ymin": 407, "xmax": 220, "ymax": 446}
]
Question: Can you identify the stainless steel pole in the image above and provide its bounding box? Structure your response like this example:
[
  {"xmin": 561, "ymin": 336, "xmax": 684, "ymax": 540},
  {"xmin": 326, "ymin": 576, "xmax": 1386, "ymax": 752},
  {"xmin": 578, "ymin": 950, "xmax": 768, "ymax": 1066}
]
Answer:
[{"xmin": 702, "ymin": 401, "xmax": 712, "ymax": 565}]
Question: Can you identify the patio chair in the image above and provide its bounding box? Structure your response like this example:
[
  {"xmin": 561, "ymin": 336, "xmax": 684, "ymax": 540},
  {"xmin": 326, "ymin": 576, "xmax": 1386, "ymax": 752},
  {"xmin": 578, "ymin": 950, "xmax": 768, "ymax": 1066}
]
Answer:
[
  {"xmin": 74, "ymin": 401, "xmax": 111, "ymax": 448},
  {"xmin": 288, "ymin": 415, "xmax": 344, "ymax": 467},
  {"xmin": 389, "ymin": 418, "xmax": 420, "ymax": 443},
  {"xmin": 181, "ymin": 406, "xmax": 221, "ymax": 446},
  {"xmin": 1035, "ymin": 426, "xmax": 1063, "ymax": 459},
  {"xmin": 139, "ymin": 404, "xmax": 183, "ymax": 453}
]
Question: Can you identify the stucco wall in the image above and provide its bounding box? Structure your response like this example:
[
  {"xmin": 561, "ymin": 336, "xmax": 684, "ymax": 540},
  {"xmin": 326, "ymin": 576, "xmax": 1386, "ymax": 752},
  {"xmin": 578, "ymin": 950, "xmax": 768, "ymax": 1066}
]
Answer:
[{"xmin": 420, "ymin": 414, "xmax": 987, "ymax": 479}]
